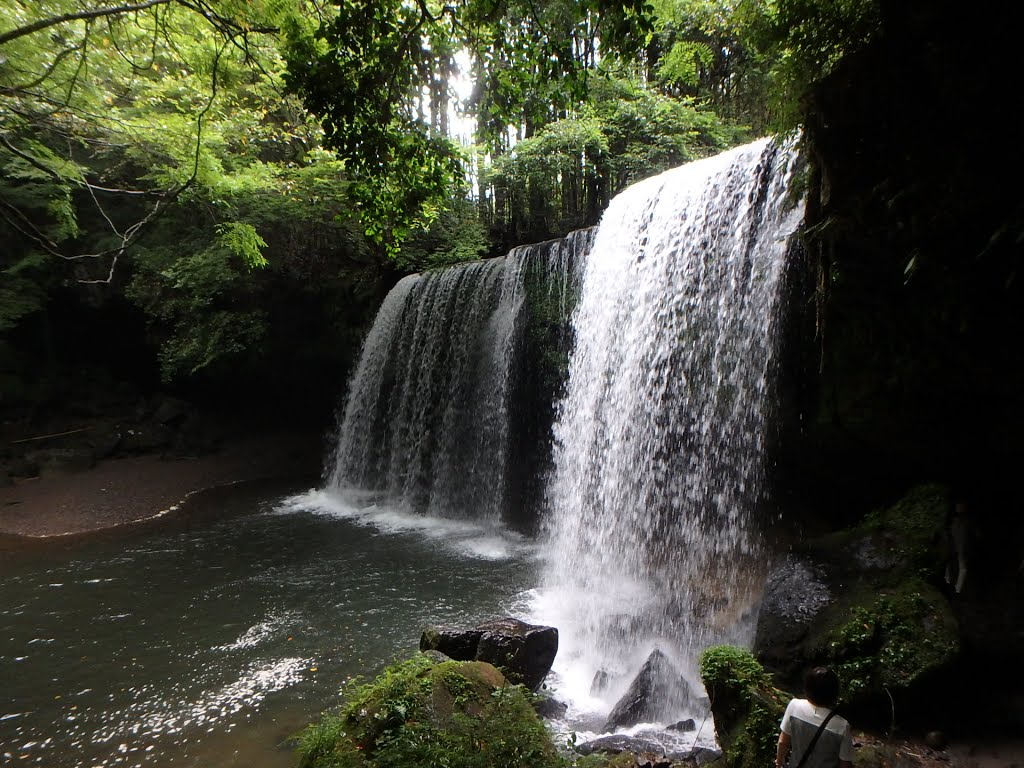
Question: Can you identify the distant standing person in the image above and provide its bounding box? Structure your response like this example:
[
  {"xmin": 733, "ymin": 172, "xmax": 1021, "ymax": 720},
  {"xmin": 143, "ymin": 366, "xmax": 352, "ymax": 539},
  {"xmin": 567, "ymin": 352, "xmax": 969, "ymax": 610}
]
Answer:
[{"xmin": 775, "ymin": 666, "xmax": 854, "ymax": 768}]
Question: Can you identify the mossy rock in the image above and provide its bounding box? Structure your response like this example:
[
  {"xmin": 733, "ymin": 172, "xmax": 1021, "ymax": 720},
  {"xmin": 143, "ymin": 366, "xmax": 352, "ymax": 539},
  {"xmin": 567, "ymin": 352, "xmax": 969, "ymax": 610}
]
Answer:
[
  {"xmin": 806, "ymin": 485, "xmax": 959, "ymax": 713},
  {"xmin": 804, "ymin": 483, "xmax": 950, "ymax": 581},
  {"xmin": 699, "ymin": 646, "xmax": 788, "ymax": 768},
  {"xmin": 754, "ymin": 484, "xmax": 961, "ymax": 728},
  {"xmin": 806, "ymin": 576, "xmax": 958, "ymax": 714},
  {"xmin": 858, "ymin": 484, "xmax": 951, "ymax": 575},
  {"xmin": 296, "ymin": 654, "xmax": 561, "ymax": 768}
]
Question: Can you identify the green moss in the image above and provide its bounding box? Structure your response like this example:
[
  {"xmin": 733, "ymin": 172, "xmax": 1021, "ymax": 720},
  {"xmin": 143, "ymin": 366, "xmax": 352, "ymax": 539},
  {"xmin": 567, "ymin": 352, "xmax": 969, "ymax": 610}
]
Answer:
[
  {"xmin": 861, "ymin": 484, "xmax": 949, "ymax": 573},
  {"xmin": 295, "ymin": 655, "xmax": 563, "ymax": 768},
  {"xmin": 805, "ymin": 483, "xmax": 949, "ymax": 579},
  {"xmin": 796, "ymin": 485, "xmax": 959, "ymax": 707},
  {"xmin": 522, "ymin": 259, "xmax": 579, "ymax": 399},
  {"xmin": 699, "ymin": 645, "xmax": 774, "ymax": 707},
  {"xmin": 297, "ymin": 712, "xmax": 369, "ymax": 768},
  {"xmin": 725, "ymin": 700, "xmax": 782, "ymax": 768},
  {"xmin": 700, "ymin": 646, "xmax": 787, "ymax": 768},
  {"xmin": 809, "ymin": 577, "xmax": 958, "ymax": 705}
]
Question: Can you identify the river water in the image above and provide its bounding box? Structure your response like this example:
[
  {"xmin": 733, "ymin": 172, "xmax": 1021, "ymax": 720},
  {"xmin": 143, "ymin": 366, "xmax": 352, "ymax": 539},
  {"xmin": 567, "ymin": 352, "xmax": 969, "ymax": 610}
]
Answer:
[{"xmin": 0, "ymin": 480, "xmax": 540, "ymax": 767}]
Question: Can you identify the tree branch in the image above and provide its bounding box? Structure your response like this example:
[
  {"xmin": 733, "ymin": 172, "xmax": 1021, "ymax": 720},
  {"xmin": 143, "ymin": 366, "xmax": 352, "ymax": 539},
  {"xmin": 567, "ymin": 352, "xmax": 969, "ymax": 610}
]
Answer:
[
  {"xmin": 1, "ymin": 43, "xmax": 85, "ymax": 96},
  {"xmin": 0, "ymin": 136, "xmax": 151, "ymax": 196},
  {"xmin": 175, "ymin": 0, "xmax": 279, "ymax": 35},
  {"xmin": 0, "ymin": 198, "xmax": 62, "ymax": 255},
  {"xmin": 0, "ymin": 0, "xmax": 176, "ymax": 46},
  {"xmin": 70, "ymin": 37, "xmax": 228, "ymax": 284}
]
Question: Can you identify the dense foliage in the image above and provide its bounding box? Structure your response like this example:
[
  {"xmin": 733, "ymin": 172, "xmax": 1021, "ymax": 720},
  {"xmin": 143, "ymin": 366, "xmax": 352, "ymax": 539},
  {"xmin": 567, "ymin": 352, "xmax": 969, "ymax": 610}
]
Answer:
[
  {"xmin": 0, "ymin": 0, "xmax": 888, "ymax": 405},
  {"xmin": 699, "ymin": 646, "xmax": 787, "ymax": 768}
]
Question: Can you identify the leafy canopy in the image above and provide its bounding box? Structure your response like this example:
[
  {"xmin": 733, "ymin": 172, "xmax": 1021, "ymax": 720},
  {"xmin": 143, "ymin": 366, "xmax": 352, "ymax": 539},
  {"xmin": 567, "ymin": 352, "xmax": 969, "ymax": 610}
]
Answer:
[{"xmin": 281, "ymin": 0, "xmax": 657, "ymax": 252}]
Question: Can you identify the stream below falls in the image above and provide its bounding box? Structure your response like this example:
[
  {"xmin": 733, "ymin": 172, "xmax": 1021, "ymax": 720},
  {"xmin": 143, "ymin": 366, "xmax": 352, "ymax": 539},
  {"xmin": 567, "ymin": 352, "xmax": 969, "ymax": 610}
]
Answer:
[
  {"xmin": 1, "ymin": 480, "xmax": 722, "ymax": 768},
  {"xmin": 0, "ymin": 480, "xmax": 546, "ymax": 768}
]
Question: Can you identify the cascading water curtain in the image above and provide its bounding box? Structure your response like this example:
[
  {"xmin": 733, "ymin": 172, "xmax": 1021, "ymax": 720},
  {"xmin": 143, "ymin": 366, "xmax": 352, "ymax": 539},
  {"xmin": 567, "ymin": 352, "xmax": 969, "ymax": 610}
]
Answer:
[
  {"xmin": 325, "ymin": 230, "xmax": 593, "ymax": 522},
  {"xmin": 539, "ymin": 136, "xmax": 806, "ymax": 721}
]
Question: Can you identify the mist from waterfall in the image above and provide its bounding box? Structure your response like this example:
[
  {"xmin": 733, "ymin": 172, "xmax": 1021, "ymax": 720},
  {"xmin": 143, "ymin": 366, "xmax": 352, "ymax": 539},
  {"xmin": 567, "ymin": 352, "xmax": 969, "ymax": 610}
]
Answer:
[
  {"xmin": 325, "ymin": 230, "xmax": 594, "ymax": 522},
  {"xmin": 534, "ymin": 136, "xmax": 805, "ymax": 728}
]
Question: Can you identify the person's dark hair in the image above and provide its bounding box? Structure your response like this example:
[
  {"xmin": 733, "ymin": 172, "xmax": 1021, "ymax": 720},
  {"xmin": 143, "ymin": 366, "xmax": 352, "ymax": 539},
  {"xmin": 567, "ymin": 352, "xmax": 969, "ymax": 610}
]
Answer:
[{"xmin": 804, "ymin": 666, "xmax": 840, "ymax": 707}]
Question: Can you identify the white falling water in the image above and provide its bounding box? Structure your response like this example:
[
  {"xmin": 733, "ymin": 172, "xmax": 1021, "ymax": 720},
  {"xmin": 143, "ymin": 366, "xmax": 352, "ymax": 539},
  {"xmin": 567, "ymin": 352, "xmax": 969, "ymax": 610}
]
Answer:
[
  {"xmin": 535, "ymin": 136, "xmax": 805, "ymax": 730},
  {"xmin": 325, "ymin": 230, "xmax": 594, "ymax": 522}
]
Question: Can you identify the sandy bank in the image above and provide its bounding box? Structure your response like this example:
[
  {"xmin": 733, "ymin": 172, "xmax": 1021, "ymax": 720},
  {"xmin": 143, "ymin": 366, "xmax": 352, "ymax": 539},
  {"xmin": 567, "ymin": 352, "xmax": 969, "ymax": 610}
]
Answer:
[{"xmin": 0, "ymin": 429, "xmax": 323, "ymax": 539}]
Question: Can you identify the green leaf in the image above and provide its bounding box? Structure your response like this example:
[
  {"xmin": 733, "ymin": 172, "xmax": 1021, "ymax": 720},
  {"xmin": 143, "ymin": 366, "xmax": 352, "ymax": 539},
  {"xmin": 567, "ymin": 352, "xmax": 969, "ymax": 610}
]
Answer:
[{"xmin": 217, "ymin": 222, "xmax": 269, "ymax": 269}]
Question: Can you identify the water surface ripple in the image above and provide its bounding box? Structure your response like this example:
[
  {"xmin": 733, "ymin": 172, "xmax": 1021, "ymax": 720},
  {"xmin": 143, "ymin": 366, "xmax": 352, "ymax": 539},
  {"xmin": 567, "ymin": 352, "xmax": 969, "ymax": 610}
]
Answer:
[{"xmin": 1, "ymin": 486, "xmax": 537, "ymax": 767}]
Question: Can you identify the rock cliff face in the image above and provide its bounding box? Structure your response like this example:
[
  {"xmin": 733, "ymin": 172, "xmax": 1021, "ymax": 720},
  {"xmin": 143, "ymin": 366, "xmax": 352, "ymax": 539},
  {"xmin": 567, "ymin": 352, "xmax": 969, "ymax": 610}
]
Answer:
[
  {"xmin": 768, "ymin": 1, "xmax": 1024, "ymax": 734},
  {"xmin": 778, "ymin": 1, "xmax": 1024, "ymax": 531},
  {"xmin": 756, "ymin": 481, "xmax": 1024, "ymax": 733}
]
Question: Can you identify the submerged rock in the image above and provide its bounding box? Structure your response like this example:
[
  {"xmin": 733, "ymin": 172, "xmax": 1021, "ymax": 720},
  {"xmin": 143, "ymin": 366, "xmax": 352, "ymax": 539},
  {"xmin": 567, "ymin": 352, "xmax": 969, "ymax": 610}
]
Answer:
[
  {"xmin": 420, "ymin": 617, "xmax": 558, "ymax": 691},
  {"xmin": 575, "ymin": 734, "xmax": 673, "ymax": 763},
  {"xmin": 667, "ymin": 718, "xmax": 696, "ymax": 732},
  {"xmin": 575, "ymin": 732, "xmax": 716, "ymax": 767},
  {"xmin": 532, "ymin": 694, "xmax": 568, "ymax": 719}
]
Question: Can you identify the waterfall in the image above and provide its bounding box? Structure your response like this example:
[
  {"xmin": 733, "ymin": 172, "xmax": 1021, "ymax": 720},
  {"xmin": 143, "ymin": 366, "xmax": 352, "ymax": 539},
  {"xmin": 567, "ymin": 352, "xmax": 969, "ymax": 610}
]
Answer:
[
  {"xmin": 325, "ymin": 230, "xmax": 594, "ymax": 522},
  {"xmin": 536, "ymin": 136, "xmax": 805, "ymax": 727},
  {"xmin": 322, "ymin": 132, "xmax": 804, "ymax": 736}
]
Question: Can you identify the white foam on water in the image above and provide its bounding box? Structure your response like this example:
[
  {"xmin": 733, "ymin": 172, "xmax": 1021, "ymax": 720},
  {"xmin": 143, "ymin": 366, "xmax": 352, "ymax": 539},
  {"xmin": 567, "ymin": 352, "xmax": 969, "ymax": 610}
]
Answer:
[
  {"xmin": 215, "ymin": 611, "xmax": 295, "ymax": 652},
  {"xmin": 276, "ymin": 488, "xmax": 532, "ymax": 561}
]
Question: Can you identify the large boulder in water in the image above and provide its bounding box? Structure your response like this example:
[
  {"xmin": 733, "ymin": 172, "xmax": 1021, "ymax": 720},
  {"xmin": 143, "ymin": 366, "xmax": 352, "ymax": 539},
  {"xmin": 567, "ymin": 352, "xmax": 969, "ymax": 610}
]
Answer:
[
  {"xmin": 604, "ymin": 649, "xmax": 698, "ymax": 731},
  {"xmin": 420, "ymin": 617, "xmax": 558, "ymax": 691}
]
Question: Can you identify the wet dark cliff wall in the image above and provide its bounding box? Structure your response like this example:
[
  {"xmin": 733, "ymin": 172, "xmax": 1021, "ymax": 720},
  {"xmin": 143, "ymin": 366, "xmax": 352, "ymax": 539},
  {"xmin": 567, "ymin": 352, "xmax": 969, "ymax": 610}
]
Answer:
[
  {"xmin": 763, "ymin": 6, "xmax": 1024, "ymax": 726},
  {"xmin": 778, "ymin": 0, "xmax": 1023, "ymax": 542}
]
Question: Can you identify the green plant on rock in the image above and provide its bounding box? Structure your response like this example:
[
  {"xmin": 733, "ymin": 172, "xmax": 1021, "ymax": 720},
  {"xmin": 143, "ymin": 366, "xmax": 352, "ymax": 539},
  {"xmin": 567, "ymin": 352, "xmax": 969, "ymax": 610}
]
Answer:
[
  {"xmin": 820, "ymin": 579, "xmax": 958, "ymax": 705},
  {"xmin": 862, "ymin": 484, "xmax": 949, "ymax": 577},
  {"xmin": 522, "ymin": 259, "xmax": 582, "ymax": 401},
  {"xmin": 295, "ymin": 655, "xmax": 563, "ymax": 768},
  {"xmin": 699, "ymin": 646, "xmax": 787, "ymax": 768},
  {"xmin": 700, "ymin": 645, "xmax": 774, "ymax": 705}
]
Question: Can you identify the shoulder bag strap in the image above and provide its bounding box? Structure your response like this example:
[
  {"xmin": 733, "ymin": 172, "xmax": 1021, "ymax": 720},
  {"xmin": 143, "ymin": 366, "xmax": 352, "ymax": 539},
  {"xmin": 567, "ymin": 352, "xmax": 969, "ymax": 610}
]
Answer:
[{"xmin": 791, "ymin": 709, "xmax": 837, "ymax": 768}]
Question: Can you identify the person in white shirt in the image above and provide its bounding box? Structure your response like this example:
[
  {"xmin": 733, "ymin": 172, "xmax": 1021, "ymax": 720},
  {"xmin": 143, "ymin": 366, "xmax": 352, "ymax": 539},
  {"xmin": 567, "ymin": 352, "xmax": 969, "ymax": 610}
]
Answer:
[{"xmin": 775, "ymin": 666, "xmax": 854, "ymax": 768}]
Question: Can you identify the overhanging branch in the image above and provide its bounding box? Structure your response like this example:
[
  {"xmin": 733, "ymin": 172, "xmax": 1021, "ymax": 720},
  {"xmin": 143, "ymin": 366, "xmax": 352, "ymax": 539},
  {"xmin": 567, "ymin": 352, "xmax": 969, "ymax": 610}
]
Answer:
[{"xmin": 0, "ymin": 0, "xmax": 176, "ymax": 46}]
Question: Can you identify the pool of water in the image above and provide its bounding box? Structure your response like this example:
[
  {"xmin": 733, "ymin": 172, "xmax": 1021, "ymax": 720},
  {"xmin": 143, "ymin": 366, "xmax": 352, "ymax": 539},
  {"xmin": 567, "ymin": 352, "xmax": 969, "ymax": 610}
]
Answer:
[{"xmin": 0, "ymin": 480, "xmax": 540, "ymax": 768}]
